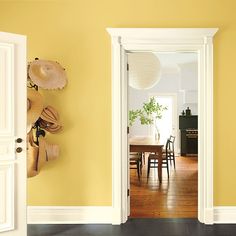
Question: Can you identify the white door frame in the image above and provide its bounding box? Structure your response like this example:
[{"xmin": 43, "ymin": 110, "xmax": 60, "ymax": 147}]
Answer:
[{"xmin": 107, "ymin": 28, "xmax": 218, "ymax": 225}]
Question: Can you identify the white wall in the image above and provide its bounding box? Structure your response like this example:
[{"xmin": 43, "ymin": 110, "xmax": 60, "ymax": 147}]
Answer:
[{"xmin": 128, "ymin": 53, "xmax": 198, "ymax": 154}]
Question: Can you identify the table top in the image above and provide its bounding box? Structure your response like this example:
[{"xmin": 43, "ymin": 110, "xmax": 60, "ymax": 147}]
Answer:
[{"xmin": 129, "ymin": 136, "xmax": 164, "ymax": 147}]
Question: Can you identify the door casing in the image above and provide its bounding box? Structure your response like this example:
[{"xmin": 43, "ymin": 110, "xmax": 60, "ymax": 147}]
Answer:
[{"xmin": 107, "ymin": 28, "xmax": 218, "ymax": 225}]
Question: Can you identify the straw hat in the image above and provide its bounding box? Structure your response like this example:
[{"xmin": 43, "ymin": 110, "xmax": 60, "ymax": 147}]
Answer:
[
  {"xmin": 28, "ymin": 59, "xmax": 67, "ymax": 90},
  {"xmin": 36, "ymin": 136, "xmax": 47, "ymax": 172},
  {"xmin": 39, "ymin": 106, "xmax": 63, "ymax": 133},
  {"xmin": 45, "ymin": 143, "xmax": 59, "ymax": 161},
  {"xmin": 27, "ymin": 142, "xmax": 39, "ymax": 177},
  {"xmin": 27, "ymin": 88, "xmax": 44, "ymax": 126},
  {"xmin": 27, "ymin": 131, "xmax": 39, "ymax": 177}
]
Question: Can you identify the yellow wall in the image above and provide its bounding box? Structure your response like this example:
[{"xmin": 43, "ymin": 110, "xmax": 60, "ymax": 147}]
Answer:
[{"xmin": 0, "ymin": 0, "xmax": 236, "ymax": 206}]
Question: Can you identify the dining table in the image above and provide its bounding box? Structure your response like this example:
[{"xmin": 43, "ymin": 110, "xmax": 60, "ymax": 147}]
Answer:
[{"xmin": 129, "ymin": 136, "xmax": 164, "ymax": 183}]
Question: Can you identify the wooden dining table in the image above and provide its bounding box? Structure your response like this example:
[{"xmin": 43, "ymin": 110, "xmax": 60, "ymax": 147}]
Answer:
[{"xmin": 129, "ymin": 136, "xmax": 164, "ymax": 182}]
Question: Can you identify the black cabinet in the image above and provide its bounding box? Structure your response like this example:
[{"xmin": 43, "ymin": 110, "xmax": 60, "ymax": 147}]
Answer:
[
  {"xmin": 180, "ymin": 130, "xmax": 187, "ymax": 156},
  {"xmin": 179, "ymin": 116, "xmax": 198, "ymax": 156},
  {"xmin": 179, "ymin": 115, "xmax": 198, "ymax": 129}
]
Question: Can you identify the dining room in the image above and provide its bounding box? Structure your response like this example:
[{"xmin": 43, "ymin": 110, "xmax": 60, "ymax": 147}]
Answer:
[{"xmin": 128, "ymin": 51, "xmax": 198, "ymax": 219}]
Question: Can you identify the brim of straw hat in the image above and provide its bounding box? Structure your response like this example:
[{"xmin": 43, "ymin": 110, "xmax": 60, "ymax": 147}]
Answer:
[
  {"xmin": 37, "ymin": 136, "xmax": 47, "ymax": 172},
  {"xmin": 28, "ymin": 59, "xmax": 67, "ymax": 90},
  {"xmin": 27, "ymin": 142, "xmax": 39, "ymax": 178},
  {"xmin": 27, "ymin": 88, "xmax": 44, "ymax": 126},
  {"xmin": 45, "ymin": 143, "xmax": 59, "ymax": 161}
]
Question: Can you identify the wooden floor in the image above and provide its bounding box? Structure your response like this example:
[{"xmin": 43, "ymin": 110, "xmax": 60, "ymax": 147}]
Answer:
[{"xmin": 130, "ymin": 155, "xmax": 198, "ymax": 218}]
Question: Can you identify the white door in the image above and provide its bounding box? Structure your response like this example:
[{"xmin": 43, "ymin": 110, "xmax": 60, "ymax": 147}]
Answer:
[
  {"xmin": 126, "ymin": 53, "xmax": 130, "ymax": 217},
  {"xmin": 0, "ymin": 32, "xmax": 27, "ymax": 235}
]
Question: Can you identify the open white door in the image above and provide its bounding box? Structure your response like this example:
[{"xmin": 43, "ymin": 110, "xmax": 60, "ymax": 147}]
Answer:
[
  {"xmin": 0, "ymin": 32, "xmax": 27, "ymax": 235},
  {"xmin": 126, "ymin": 52, "xmax": 130, "ymax": 217}
]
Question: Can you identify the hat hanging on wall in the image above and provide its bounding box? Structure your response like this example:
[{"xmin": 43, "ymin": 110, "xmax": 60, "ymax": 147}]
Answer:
[
  {"xmin": 45, "ymin": 142, "xmax": 60, "ymax": 161},
  {"xmin": 128, "ymin": 52, "xmax": 161, "ymax": 90},
  {"xmin": 27, "ymin": 88, "xmax": 44, "ymax": 127},
  {"xmin": 39, "ymin": 106, "xmax": 63, "ymax": 133},
  {"xmin": 28, "ymin": 59, "xmax": 68, "ymax": 90}
]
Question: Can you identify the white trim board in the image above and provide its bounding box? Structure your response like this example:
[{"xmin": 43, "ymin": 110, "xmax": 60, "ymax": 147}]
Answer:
[
  {"xmin": 107, "ymin": 28, "xmax": 218, "ymax": 225},
  {"xmin": 27, "ymin": 206, "xmax": 236, "ymax": 224},
  {"xmin": 214, "ymin": 207, "xmax": 236, "ymax": 224},
  {"xmin": 27, "ymin": 206, "xmax": 112, "ymax": 224}
]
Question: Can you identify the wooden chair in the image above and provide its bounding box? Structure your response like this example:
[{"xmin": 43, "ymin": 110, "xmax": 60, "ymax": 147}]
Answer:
[
  {"xmin": 129, "ymin": 152, "xmax": 142, "ymax": 180},
  {"xmin": 147, "ymin": 139, "xmax": 170, "ymax": 179},
  {"xmin": 168, "ymin": 135, "xmax": 176, "ymax": 169}
]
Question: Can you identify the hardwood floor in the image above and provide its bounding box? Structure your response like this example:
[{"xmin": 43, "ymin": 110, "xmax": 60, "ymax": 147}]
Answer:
[{"xmin": 130, "ymin": 155, "xmax": 198, "ymax": 218}]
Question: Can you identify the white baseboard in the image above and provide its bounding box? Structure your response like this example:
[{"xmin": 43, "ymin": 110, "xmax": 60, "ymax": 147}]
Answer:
[
  {"xmin": 214, "ymin": 207, "xmax": 236, "ymax": 224},
  {"xmin": 27, "ymin": 206, "xmax": 112, "ymax": 224},
  {"xmin": 27, "ymin": 206, "xmax": 236, "ymax": 224}
]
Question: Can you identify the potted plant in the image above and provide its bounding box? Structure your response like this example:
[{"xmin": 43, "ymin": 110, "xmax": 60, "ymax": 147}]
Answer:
[{"xmin": 129, "ymin": 97, "xmax": 167, "ymax": 140}]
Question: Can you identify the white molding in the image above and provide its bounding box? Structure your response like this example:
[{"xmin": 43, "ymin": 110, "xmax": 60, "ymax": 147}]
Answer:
[
  {"xmin": 107, "ymin": 28, "xmax": 218, "ymax": 225},
  {"xmin": 27, "ymin": 206, "xmax": 236, "ymax": 225},
  {"xmin": 214, "ymin": 207, "xmax": 236, "ymax": 224},
  {"xmin": 27, "ymin": 206, "xmax": 112, "ymax": 224},
  {"xmin": 107, "ymin": 28, "xmax": 218, "ymax": 39}
]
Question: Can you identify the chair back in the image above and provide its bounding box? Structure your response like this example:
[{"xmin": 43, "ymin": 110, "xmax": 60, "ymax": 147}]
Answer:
[
  {"xmin": 164, "ymin": 138, "xmax": 171, "ymax": 155},
  {"xmin": 169, "ymin": 135, "xmax": 175, "ymax": 150}
]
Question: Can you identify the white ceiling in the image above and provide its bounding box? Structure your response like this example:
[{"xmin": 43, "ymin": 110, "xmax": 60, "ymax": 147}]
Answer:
[{"xmin": 155, "ymin": 52, "xmax": 197, "ymax": 66}]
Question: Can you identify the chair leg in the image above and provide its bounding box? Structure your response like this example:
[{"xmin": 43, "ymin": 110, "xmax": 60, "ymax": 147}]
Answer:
[
  {"xmin": 169, "ymin": 154, "xmax": 172, "ymax": 166},
  {"xmin": 172, "ymin": 154, "xmax": 176, "ymax": 169},
  {"xmin": 142, "ymin": 152, "xmax": 145, "ymax": 165},
  {"xmin": 137, "ymin": 160, "xmax": 140, "ymax": 180},
  {"xmin": 166, "ymin": 157, "xmax": 170, "ymax": 179},
  {"xmin": 147, "ymin": 159, "xmax": 150, "ymax": 180},
  {"xmin": 140, "ymin": 156, "xmax": 143, "ymax": 176}
]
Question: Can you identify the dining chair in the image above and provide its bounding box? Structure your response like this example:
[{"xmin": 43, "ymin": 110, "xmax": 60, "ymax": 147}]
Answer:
[
  {"xmin": 147, "ymin": 139, "xmax": 170, "ymax": 179},
  {"xmin": 168, "ymin": 135, "xmax": 176, "ymax": 169},
  {"xmin": 129, "ymin": 152, "xmax": 142, "ymax": 180}
]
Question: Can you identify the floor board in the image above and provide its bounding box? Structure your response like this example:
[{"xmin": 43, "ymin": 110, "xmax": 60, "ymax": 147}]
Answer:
[{"xmin": 130, "ymin": 156, "xmax": 198, "ymax": 218}]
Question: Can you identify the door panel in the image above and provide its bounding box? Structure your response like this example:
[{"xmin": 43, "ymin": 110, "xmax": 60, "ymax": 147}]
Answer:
[
  {"xmin": 0, "ymin": 32, "xmax": 27, "ymax": 236},
  {"xmin": 0, "ymin": 164, "xmax": 14, "ymax": 232},
  {"xmin": 0, "ymin": 43, "xmax": 14, "ymax": 136}
]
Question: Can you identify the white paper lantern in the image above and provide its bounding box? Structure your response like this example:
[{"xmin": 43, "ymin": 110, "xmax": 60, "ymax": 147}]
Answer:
[{"xmin": 129, "ymin": 52, "xmax": 161, "ymax": 90}]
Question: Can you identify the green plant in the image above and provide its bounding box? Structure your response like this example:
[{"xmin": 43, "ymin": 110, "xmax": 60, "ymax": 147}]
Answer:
[{"xmin": 129, "ymin": 97, "xmax": 167, "ymax": 126}]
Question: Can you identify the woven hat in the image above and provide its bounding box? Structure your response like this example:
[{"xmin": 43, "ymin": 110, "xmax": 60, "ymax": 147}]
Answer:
[
  {"xmin": 39, "ymin": 106, "xmax": 63, "ymax": 133},
  {"xmin": 37, "ymin": 136, "xmax": 47, "ymax": 172},
  {"xmin": 27, "ymin": 88, "xmax": 44, "ymax": 126},
  {"xmin": 27, "ymin": 131, "xmax": 38, "ymax": 177},
  {"xmin": 45, "ymin": 142, "xmax": 59, "ymax": 161},
  {"xmin": 27, "ymin": 141, "xmax": 39, "ymax": 177},
  {"xmin": 28, "ymin": 59, "xmax": 67, "ymax": 90}
]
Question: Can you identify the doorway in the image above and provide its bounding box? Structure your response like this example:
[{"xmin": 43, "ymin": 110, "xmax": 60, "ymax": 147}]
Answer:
[
  {"xmin": 107, "ymin": 28, "xmax": 217, "ymax": 224},
  {"xmin": 128, "ymin": 51, "xmax": 198, "ymax": 218}
]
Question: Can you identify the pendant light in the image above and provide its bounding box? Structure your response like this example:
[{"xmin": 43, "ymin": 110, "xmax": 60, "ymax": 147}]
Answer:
[{"xmin": 128, "ymin": 52, "xmax": 161, "ymax": 90}]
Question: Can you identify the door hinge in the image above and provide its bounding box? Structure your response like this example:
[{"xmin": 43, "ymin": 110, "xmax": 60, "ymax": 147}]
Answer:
[
  {"xmin": 127, "ymin": 126, "xmax": 129, "ymax": 134},
  {"xmin": 127, "ymin": 63, "xmax": 129, "ymax": 71},
  {"xmin": 127, "ymin": 189, "xmax": 130, "ymax": 197}
]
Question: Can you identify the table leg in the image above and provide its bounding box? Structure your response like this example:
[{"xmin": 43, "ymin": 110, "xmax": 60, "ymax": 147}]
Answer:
[{"xmin": 157, "ymin": 148, "xmax": 162, "ymax": 183}]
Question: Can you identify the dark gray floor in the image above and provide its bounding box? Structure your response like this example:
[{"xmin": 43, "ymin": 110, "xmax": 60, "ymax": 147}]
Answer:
[{"xmin": 28, "ymin": 218, "xmax": 236, "ymax": 236}]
